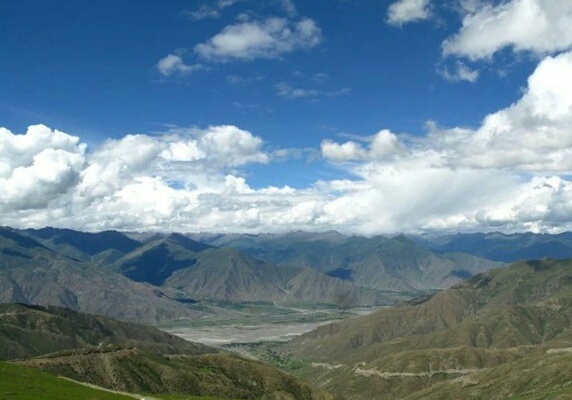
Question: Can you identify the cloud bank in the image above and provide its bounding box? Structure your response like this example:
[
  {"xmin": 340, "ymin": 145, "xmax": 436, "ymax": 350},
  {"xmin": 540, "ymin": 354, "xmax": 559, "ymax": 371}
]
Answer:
[{"xmin": 2, "ymin": 50, "xmax": 572, "ymax": 234}]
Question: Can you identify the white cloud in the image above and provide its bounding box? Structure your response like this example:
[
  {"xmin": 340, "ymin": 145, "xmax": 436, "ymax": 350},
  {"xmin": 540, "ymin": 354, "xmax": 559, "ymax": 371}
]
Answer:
[
  {"xmin": 321, "ymin": 140, "xmax": 367, "ymax": 162},
  {"xmin": 182, "ymin": 5, "xmax": 221, "ymax": 21},
  {"xmin": 198, "ymin": 125, "xmax": 270, "ymax": 166},
  {"xmin": 438, "ymin": 61, "xmax": 480, "ymax": 82},
  {"xmin": 443, "ymin": 0, "xmax": 572, "ymax": 60},
  {"xmin": 276, "ymin": 83, "xmax": 350, "ymax": 99},
  {"xmin": 446, "ymin": 50, "xmax": 572, "ymax": 171},
  {"xmin": 277, "ymin": 0, "xmax": 297, "ymax": 17},
  {"xmin": 156, "ymin": 54, "xmax": 203, "ymax": 77},
  {"xmin": 194, "ymin": 17, "xmax": 322, "ymax": 61},
  {"xmin": 321, "ymin": 130, "xmax": 405, "ymax": 162},
  {"xmin": 276, "ymin": 83, "xmax": 321, "ymax": 98},
  {"xmin": 182, "ymin": 0, "xmax": 241, "ymax": 21},
  {"xmin": 325, "ymin": 51, "xmax": 572, "ymax": 173},
  {"xmin": 0, "ymin": 125, "xmax": 86, "ymax": 210},
  {"xmin": 314, "ymin": 51, "xmax": 572, "ymax": 233},
  {"xmin": 387, "ymin": 0, "xmax": 431, "ymax": 26},
  {"xmin": 2, "ymin": 52, "xmax": 572, "ymax": 234}
]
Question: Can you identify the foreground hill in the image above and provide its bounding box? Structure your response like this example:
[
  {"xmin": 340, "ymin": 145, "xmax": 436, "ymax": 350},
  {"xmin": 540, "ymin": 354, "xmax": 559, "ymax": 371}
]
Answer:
[
  {"xmin": 279, "ymin": 259, "xmax": 572, "ymax": 399},
  {"xmin": 0, "ymin": 228, "xmax": 204, "ymax": 323},
  {"xmin": 0, "ymin": 303, "xmax": 211, "ymax": 360},
  {"xmin": 0, "ymin": 361, "xmax": 136, "ymax": 400},
  {"xmin": 0, "ymin": 303, "xmax": 334, "ymax": 400},
  {"xmin": 418, "ymin": 231, "xmax": 572, "ymax": 262},
  {"xmin": 192, "ymin": 232, "xmax": 502, "ymax": 291}
]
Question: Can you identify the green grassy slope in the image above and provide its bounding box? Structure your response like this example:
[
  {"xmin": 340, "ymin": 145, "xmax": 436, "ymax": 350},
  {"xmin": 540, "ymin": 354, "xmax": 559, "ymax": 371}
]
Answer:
[
  {"xmin": 0, "ymin": 303, "xmax": 213, "ymax": 360},
  {"xmin": 20, "ymin": 350, "xmax": 333, "ymax": 399},
  {"xmin": 0, "ymin": 361, "xmax": 134, "ymax": 400},
  {"xmin": 0, "ymin": 303, "xmax": 334, "ymax": 400}
]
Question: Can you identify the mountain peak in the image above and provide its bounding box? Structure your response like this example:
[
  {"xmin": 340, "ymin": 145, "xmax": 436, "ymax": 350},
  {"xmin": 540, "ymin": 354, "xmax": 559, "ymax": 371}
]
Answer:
[{"xmin": 165, "ymin": 233, "xmax": 213, "ymax": 252}]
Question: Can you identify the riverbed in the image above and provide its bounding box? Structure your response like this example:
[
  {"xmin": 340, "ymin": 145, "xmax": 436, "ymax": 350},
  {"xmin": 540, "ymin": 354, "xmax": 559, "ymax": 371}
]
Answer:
[{"xmin": 165, "ymin": 307, "xmax": 379, "ymax": 346}]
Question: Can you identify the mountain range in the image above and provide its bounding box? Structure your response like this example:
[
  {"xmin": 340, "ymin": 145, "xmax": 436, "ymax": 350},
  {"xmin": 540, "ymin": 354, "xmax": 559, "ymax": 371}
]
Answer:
[
  {"xmin": 190, "ymin": 231, "xmax": 502, "ymax": 291},
  {"xmin": 1, "ymin": 227, "xmax": 411, "ymax": 323},
  {"xmin": 0, "ymin": 227, "xmax": 205, "ymax": 323},
  {"xmin": 416, "ymin": 231, "xmax": 572, "ymax": 262},
  {"xmin": 9, "ymin": 225, "xmax": 569, "ymax": 326},
  {"xmin": 279, "ymin": 258, "xmax": 572, "ymax": 399}
]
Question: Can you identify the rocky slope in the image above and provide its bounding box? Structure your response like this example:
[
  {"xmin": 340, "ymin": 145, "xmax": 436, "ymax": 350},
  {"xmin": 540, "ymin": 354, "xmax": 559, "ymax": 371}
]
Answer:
[
  {"xmin": 279, "ymin": 259, "xmax": 572, "ymax": 399},
  {"xmin": 0, "ymin": 228, "xmax": 204, "ymax": 323}
]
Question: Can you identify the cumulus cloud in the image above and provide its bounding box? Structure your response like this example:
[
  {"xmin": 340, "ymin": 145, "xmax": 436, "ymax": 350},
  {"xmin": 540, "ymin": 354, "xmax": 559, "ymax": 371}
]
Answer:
[
  {"xmin": 194, "ymin": 17, "xmax": 322, "ymax": 61},
  {"xmin": 156, "ymin": 54, "xmax": 203, "ymax": 77},
  {"xmin": 438, "ymin": 61, "xmax": 480, "ymax": 82},
  {"xmin": 321, "ymin": 130, "xmax": 406, "ymax": 162},
  {"xmin": 443, "ymin": 0, "xmax": 572, "ymax": 60},
  {"xmin": 0, "ymin": 125, "xmax": 85, "ymax": 210},
  {"xmin": 445, "ymin": 50, "xmax": 572, "ymax": 171},
  {"xmin": 325, "ymin": 51, "xmax": 572, "ymax": 173},
  {"xmin": 316, "ymin": 50, "xmax": 572, "ymax": 233},
  {"xmin": 2, "ymin": 51, "xmax": 572, "ymax": 234},
  {"xmin": 387, "ymin": 0, "xmax": 431, "ymax": 26}
]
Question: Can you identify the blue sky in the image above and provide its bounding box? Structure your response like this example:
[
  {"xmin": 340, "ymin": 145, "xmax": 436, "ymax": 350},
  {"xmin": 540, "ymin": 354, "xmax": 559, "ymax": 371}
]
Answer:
[{"xmin": 1, "ymin": 0, "xmax": 572, "ymax": 234}]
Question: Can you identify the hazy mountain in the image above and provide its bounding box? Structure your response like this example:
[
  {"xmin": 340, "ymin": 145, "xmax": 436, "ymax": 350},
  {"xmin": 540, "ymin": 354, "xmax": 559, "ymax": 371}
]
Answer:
[
  {"xmin": 0, "ymin": 228, "xmax": 204, "ymax": 323},
  {"xmin": 110, "ymin": 233, "xmax": 213, "ymax": 285},
  {"xmin": 191, "ymin": 232, "xmax": 502, "ymax": 291},
  {"xmin": 164, "ymin": 247, "xmax": 395, "ymax": 306},
  {"xmin": 417, "ymin": 231, "xmax": 572, "ymax": 262},
  {"xmin": 1, "ymin": 304, "xmax": 334, "ymax": 400},
  {"xmin": 281, "ymin": 258, "xmax": 572, "ymax": 399},
  {"xmin": 2, "ymin": 227, "xmax": 394, "ymax": 312},
  {"xmin": 20, "ymin": 227, "xmax": 140, "ymax": 261}
]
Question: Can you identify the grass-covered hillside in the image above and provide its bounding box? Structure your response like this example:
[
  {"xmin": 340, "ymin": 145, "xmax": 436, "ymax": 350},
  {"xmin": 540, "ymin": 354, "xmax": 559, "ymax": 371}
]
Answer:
[{"xmin": 0, "ymin": 304, "xmax": 334, "ymax": 400}]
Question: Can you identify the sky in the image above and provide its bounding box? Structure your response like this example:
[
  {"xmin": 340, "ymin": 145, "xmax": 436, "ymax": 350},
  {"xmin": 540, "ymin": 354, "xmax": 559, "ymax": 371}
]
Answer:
[{"xmin": 1, "ymin": 0, "xmax": 572, "ymax": 235}]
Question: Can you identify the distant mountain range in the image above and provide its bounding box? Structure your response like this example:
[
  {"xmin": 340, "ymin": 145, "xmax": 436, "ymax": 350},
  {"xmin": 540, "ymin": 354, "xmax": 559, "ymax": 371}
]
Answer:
[
  {"xmin": 416, "ymin": 231, "xmax": 572, "ymax": 262},
  {"xmin": 281, "ymin": 258, "xmax": 572, "ymax": 399},
  {"xmin": 190, "ymin": 231, "xmax": 502, "ymax": 291},
  {"xmin": 0, "ymin": 227, "xmax": 205, "ymax": 323},
  {"xmin": 0, "ymin": 303, "xmax": 333, "ymax": 399},
  {"xmin": 0, "ymin": 227, "xmax": 409, "ymax": 323},
  {"xmin": 6, "ymin": 226, "xmax": 570, "ymax": 325}
]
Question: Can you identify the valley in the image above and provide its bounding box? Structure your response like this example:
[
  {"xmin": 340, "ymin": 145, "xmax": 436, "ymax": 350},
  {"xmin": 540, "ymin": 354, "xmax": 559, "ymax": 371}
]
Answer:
[
  {"xmin": 4, "ymin": 4, "xmax": 572, "ymax": 399},
  {"xmin": 164, "ymin": 306, "xmax": 381, "ymax": 346},
  {"xmin": 3, "ymin": 226, "xmax": 572, "ymax": 399}
]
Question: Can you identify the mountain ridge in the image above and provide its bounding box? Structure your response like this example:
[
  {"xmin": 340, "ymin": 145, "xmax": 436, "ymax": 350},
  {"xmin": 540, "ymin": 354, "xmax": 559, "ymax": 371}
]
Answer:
[
  {"xmin": 189, "ymin": 231, "xmax": 503, "ymax": 291},
  {"xmin": 278, "ymin": 258, "xmax": 572, "ymax": 399}
]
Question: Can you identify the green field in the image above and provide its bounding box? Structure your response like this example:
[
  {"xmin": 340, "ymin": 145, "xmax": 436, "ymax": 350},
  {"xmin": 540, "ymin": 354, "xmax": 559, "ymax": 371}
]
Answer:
[
  {"xmin": 0, "ymin": 361, "xmax": 134, "ymax": 400},
  {"xmin": 0, "ymin": 362, "xmax": 230, "ymax": 400}
]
